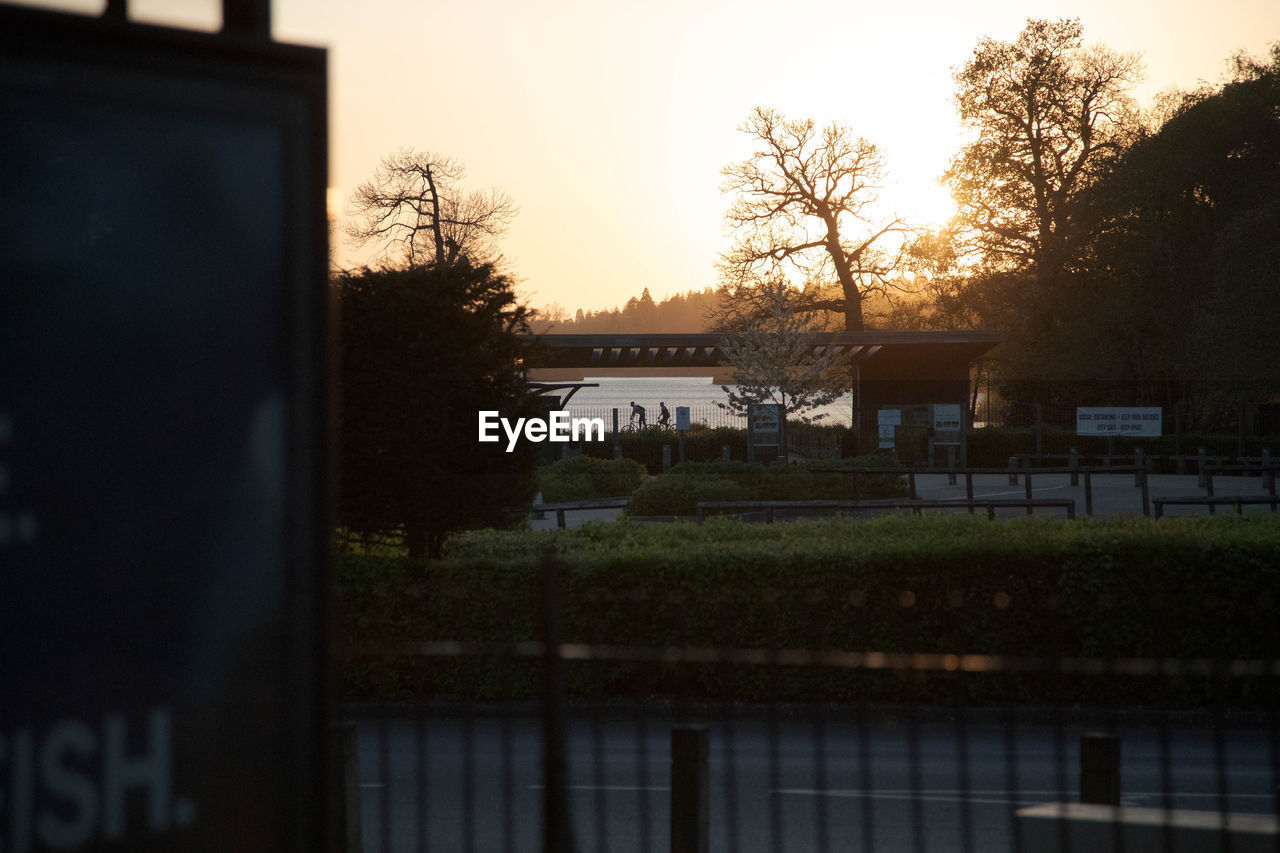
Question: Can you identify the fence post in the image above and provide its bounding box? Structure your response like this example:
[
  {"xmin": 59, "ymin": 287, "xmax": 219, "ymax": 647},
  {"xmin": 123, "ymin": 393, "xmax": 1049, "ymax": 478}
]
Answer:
[
  {"xmin": 539, "ymin": 549, "xmax": 576, "ymax": 853},
  {"xmin": 1035, "ymin": 403, "xmax": 1043, "ymax": 464},
  {"xmin": 671, "ymin": 728, "xmax": 710, "ymax": 853},
  {"xmin": 1069, "ymin": 447, "xmax": 1079, "ymax": 486},
  {"xmin": 1133, "ymin": 448, "xmax": 1145, "ymax": 487},
  {"xmin": 614, "ymin": 441, "xmax": 622, "ymax": 460},
  {"xmin": 1084, "ymin": 472, "xmax": 1093, "ymax": 516},
  {"xmin": 1175, "ymin": 402, "xmax": 1184, "ymax": 473},
  {"xmin": 1008, "ymin": 456, "xmax": 1019, "ymax": 486},
  {"xmin": 1080, "ymin": 734, "xmax": 1121, "ymax": 806},
  {"xmin": 946, "ymin": 446, "xmax": 957, "ymax": 485},
  {"xmin": 1262, "ymin": 449, "xmax": 1274, "ymax": 493},
  {"xmin": 613, "ymin": 407, "xmax": 619, "ymax": 436},
  {"xmin": 662, "ymin": 445, "xmax": 672, "ymax": 474}
]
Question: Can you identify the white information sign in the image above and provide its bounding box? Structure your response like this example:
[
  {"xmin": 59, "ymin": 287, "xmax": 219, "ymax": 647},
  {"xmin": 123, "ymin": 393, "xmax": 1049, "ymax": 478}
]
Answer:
[
  {"xmin": 675, "ymin": 406, "xmax": 691, "ymax": 431},
  {"xmin": 932, "ymin": 404, "xmax": 962, "ymax": 431},
  {"xmin": 1076, "ymin": 407, "xmax": 1162, "ymax": 436},
  {"xmin": 878, "ymin": 409, "xmax": 901, "ymax": 426},
  {"xmin": 878, "ymin": 424, "xmax": 896, "ymax": 448}
]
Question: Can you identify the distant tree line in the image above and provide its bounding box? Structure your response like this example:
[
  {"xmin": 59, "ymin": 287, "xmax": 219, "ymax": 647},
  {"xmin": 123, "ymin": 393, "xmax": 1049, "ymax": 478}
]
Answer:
[{"xmin": 533, "ymin": 286, "xmax": 722, "ymax": 334}]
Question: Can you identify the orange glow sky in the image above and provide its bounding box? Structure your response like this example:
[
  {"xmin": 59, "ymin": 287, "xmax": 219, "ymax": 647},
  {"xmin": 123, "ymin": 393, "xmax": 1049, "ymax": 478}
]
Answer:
[{"xmin": 20, "ymin": 0, "xmax": 1280, "ymax": 312}]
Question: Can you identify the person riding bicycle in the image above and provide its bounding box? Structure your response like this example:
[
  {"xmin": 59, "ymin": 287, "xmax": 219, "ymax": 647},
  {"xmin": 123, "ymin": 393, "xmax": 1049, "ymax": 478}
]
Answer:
[
  {"xmin": 657, "ymin": 401, "xmax": 671, "ymax": 428},
  {"xmin": 629, "ymin": 400, "xmax": 647, "ymax": 427}
]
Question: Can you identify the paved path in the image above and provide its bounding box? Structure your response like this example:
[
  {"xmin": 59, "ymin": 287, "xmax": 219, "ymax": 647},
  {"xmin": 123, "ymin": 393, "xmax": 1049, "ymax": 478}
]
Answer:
[{"xmin": 350, "ymin": 708, "xmax": 1277, "ymax": 853}]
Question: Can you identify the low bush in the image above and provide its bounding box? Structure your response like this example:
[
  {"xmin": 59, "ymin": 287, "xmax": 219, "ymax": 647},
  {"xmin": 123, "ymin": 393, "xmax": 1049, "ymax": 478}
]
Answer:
[
  {"xmin": 626, "ymin": 474, "xmax": 748, "ymax": 516},
  {"xmin": 580, "ymin": 426, "xmax": 748, "ymax": 474},
  {"xmin": 626, "ymin": 455, "xmax": 907, "ymax": 516},
  {"xmin": 536, "ymin": 455, "xmax": 647, "ymax": 502},
  {"xmin": 337, "ymin": 514, "xmax": 1280, "ymax": 705}
]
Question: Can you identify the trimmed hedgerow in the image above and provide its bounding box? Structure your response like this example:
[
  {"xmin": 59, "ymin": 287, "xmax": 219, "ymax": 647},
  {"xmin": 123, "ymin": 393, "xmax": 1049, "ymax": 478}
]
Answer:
[
  {"xmin": 580, "ymin": 425, "xmax": 748, "ymax": 474},
  {"xmin": 625, "ymin": 456, "xmax": 907, "ymax": 516},
  {"xmin": 535, "ymin": 455, "xmax": 648, "ymax": 502},
  {"xmin": 337, "ymin": 514, "xmax": 1280, "ymax": 705}
]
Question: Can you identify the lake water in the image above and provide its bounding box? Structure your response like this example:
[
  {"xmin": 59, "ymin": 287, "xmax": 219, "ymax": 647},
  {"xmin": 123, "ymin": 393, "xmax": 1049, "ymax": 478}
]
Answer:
[{"xmin": 548, "ymin": 376, "xmax": 857, "ymax": 428}]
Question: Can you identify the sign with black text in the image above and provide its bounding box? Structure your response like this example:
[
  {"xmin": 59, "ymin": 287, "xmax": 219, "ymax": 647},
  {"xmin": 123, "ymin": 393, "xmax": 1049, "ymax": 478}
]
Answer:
[{"xmin": 1076, "ymin": 407, "xmax": 1162, "ymax": 436}]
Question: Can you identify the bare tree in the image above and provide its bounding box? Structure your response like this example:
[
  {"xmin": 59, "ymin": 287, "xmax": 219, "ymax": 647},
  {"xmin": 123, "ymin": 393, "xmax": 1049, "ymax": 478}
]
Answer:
[
  {"xmin": 718, "ymin": 107, "xmax": 908, "ymax": 331},
  {"xmin": 345, "ymin": 148, "xmax": 518, "ymax": 268}
]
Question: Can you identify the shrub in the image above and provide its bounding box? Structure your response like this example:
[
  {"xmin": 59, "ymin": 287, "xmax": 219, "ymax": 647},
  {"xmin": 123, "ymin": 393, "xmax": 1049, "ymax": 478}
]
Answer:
[
  {"xmin": 338, "ymin": 515, "xmax": 1280, "ymax": 705},
  {"xmin": 536, "ymin": 455, "xmax": 647, "ymax": 502},
  {"xmin": 580, "ymin": 427, "xmax": 749, "ymax": 473},
  {"xmin": 626, "ymin": 475, "xmax": 748, "ymax": 516},
  {"xmin": 634, "ymin": 455, "xmax": 907, "ymax": 514}
]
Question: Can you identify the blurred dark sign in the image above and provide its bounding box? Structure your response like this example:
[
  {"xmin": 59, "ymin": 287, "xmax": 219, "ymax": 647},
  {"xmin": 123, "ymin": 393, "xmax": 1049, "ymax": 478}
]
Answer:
[
  {"xmin": 675, "ymin": 406, "xmax": 691, "ymax": 431},
  {"xmin": 0, "ymin": 7, "xmax": 328, "ymax": 852}
]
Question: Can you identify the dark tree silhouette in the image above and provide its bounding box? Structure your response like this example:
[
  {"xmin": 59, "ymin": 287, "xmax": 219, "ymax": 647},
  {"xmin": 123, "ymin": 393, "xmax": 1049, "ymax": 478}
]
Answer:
[
  {"xmin": 346, "ymin": 148, "xmax": 517, "ymax": 268},
  {"xmin": 337, "ymin": 260, "xmax": 538, "ymax": 558},
  {"xmin": 945, "ymin": 19, "xmax": 1142, "ymax": 288},
  {"xmin": 718, "ymin": 107, "xmax": 907, "ymax": 331}
]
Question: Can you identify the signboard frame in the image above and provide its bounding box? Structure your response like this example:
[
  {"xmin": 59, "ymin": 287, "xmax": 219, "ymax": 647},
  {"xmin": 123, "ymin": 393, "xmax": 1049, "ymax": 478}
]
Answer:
[
  {"xmin": 675, "ymin": 405, "xmax": 691, "ymax": 432},
  {"xmin": 1076, "ymin": 407, "xmax": 1163, "ymax": 437},
  {"xmin": 0, "ymin": 7, "xmax": 329, "ymax": 851},
  {"xmin": 747, "ymin": 402, "xmax": 784, "ymax": 463}
]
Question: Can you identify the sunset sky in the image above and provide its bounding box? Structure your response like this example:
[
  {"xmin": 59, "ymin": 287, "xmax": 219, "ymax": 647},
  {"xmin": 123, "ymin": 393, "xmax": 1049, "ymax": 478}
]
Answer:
[{"xmin": 21, "ymin": 0, "xmax": 1280, "ymax": 312}]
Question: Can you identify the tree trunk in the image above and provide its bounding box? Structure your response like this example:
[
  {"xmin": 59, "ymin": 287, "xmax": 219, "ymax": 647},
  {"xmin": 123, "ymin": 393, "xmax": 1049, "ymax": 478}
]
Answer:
[
  {"xmin": 425, "ymin": 165, "xmax": 445, "ymax": 264},
  {"xmin": 822, "ymin": 210, "xmax": 864, "ymax": 331}
]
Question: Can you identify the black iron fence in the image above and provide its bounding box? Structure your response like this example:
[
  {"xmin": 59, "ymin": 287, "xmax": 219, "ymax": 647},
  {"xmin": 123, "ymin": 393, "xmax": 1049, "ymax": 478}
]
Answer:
[{"xmin": 336, "ymin": 552, "xmax": 1280, "ymax": 853}]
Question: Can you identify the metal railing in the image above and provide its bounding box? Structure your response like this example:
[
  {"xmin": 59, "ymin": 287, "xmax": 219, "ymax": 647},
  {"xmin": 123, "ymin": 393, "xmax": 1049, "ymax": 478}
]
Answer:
[{"xmin": 337, "ymin": 552, "xmax": 1280, "ymax": 853}]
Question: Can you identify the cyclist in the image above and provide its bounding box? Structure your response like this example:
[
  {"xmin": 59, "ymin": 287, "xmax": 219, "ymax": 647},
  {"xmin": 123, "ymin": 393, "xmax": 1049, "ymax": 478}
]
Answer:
[
  {"xmin": 657, "ymin": 401, "xmax": 671, "ymax": 428},
  {"xmin": 629, "ymin": 400, "xmax": 647, "ymax": 427}
]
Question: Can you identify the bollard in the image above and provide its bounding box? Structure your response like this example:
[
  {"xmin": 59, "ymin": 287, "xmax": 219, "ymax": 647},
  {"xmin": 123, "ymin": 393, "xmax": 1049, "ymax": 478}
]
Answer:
[
  {"xmin": 663, "ymin": 445, "xmax": 672, "ymax": 474},
  {"xmin": 722, "ymin": 444, "xmax": 730, "ymax": 463},
  {"xmin": 1080, "ymin": 733, "xmax": 1121, "ymax": 806},
  {"xmin": 540, "ymin": 550, "xmax": 576, "ymax": 853},
  {"xmin": 330, "ymin": 722, "xmax": 362, "ymax": 853},
  {"xmin": 1069, "ymin": 447, "xmax": 1079, "ymax": 486},
  {"xmin": 1008, "ymin": 456, "xmax": 1019, "ymax": 486},
  {"xmin": 671, "ymin": 728, "xmax": 710, "ymax": 853}
]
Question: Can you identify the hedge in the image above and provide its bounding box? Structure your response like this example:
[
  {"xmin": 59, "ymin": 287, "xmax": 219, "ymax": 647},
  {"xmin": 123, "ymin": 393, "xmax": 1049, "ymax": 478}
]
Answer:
[
  {"xmin": 579, "ymin": 425, "xmax": 748, "ymax": 474},
  {"xmin": 337, "ymin": 514, "xmax": 1280, "ymax": 706},
  {"xmin": 626, "ymin": 456, "xmax": 907, "ymax": 516},
  {"xmin": 535, "ymin": 455, "xmax": 648, "ymax": 502}
]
